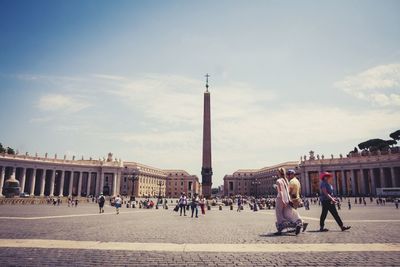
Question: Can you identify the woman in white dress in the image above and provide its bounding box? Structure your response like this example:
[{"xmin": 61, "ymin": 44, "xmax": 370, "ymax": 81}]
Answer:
[{"xmin": 274, "ymin": 167, "xmax": 303, "ymax": 235}]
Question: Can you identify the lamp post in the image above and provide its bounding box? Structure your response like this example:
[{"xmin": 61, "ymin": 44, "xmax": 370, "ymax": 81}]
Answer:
[
  {"xmin": 157, "ymin": 181, "xmax": 163, "ymax": 206},
  {"xmin": 127, "ymin": 167, "xmax": 140, "ymax": 207},
  {"xmin": 251, "ymin": 179, "xmax": 261, "ymax": 211}
]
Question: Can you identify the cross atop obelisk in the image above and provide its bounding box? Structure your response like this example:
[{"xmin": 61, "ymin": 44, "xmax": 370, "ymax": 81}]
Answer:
[{"xmin": 205, "ymin": 73, "xmax": 210, "ymax": 92}]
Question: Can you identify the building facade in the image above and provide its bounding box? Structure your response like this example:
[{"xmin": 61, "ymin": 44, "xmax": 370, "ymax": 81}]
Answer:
[
  {"xmin": 299, "ymin": 150, "xmax": 400, "ymax": 197},
  {"xmin": 0, "ymin": 152, "xmax": 197, "ymax": 198},
  {"xmin": 224, "ymin": 149, "xmax": 400, "ymax": 197},
  {"xmin": 165, "ymin": 170, "xmax": 200, "ymax": 198},
  {"xmin": 223, "ymin": 162, "xmax": 299, "ymax": 197}
]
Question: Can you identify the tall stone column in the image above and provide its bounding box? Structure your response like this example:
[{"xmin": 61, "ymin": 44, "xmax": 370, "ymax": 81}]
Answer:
[
  {"xmin": 59, "ymin": 171, "xmax": 65, "ymax": 197},
  {"xmin": 305, "ymin": 171, "xmax": 310, "ymax": 196},
  {"xmin": 331, "ymin": 171, "xmax": 337, "ymax": 193},
  {"xmin": 86, "ymin": 172, "xmax": 92, "ymax": 197},
  {"xmin": 113, "ymin": 173, "xmax": 117, "ymax": 196},
  {"xmin": 99, "ymin": 172, "xmax": 104, "ymax": 194},
  {"xmin": 77, "ymin": 172, "xmax": 82, "ymax": 197},
  {"xmin": 40, "ymin": 170, "xmax": 46, "ymax": 197},
  {"xmin": 20, "ymin": 168, "xmax": 27, "ymax": 193},
  {"xmin": 49, "ymin": 170, "xmax": 56, "ymax": 197},
  {"xmin": 360, "ymin": 169, "xmax": 367, "ymax": 195},
  {"xmin": 341, "ymin": 170, "xmax": 347, "ymax": 196},
  {"xmin": 390, "ymin": 167, "xmax": 396, "ymax": 188},
  {"xmin": 350, "ymin": 170, "xmax": 357, "ymax": 196},
  {"xmin": 370, "ymin": 168, "xmax": 376, "ymax": 196},
  {"xmin": 95, "ymin": 172, "xmax": 100, "ymax": 196},
  {"xmin": 380, "ymin": 168, "xmax": 385, "ymax": 188},
  {"xmin": 30, "ymin": 169, "xmax": 37, "ymax": 196},
  {"xmin": 0, "ymin": 166, "xmax": 5, "ymax": 197},
  {"xmin": 68, "ymin": 171, "xmax": 74, "ymax": 196}
]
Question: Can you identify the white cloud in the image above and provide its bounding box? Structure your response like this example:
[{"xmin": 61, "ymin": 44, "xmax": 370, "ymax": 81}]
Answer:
[
  {"xmin": 335, "ymin": 63, "xmax": 400, "ymax": 107},
  {"xmin": 37, "ymin": 94, "xmax": 91, "ymax": 113}
]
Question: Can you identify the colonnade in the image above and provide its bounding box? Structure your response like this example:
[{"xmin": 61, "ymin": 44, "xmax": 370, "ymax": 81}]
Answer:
[
  {"xmin": 0, "ymin": 165, "xmax": 121, "ymax": 197},
  {"xmin": 303, "ymin": 166, "xmax": 399, "ymax": 196}
]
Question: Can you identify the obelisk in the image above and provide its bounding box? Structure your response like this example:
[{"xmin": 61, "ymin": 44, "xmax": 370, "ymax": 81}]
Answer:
[{"xmin": 201, "ymin": 74, "xmax": 213, "ymax": 198}]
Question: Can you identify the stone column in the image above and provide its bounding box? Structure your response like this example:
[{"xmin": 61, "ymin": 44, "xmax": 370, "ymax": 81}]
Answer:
[
  {"xmin": 86, "ymin": 172, "xmax": 92, "ymax": 196},
  {"xmin": 0, "ymin": 166, "xmax": 5, "ymax": 197},
  {"xmin": 391, "ymin": 167, "xmax": 396, "ymax": 188},
  {"xmin": 305, "ymin": 171, "xmax": 310, "ymax": 196},
  {"xmin": 68, "ymin": 171, "xmax": 74, "ymax": 196},
  {"xmin": 350, "ymin": 170, "xmax": 357, "ymax": 196},
  {"xmin": 380, "ymin": 168, "xmax": 385, "ymax": 188},
  {"xmin": 30, "ymin": 169, "xmax": 37, "ymax": 196},
  {"xmin": 40, "ymin": 170, "xmax": 46, "ymax": 197},
  {"xmin": 95, "ymin": 172, "xmax": 100, "ymax": 196},
  {"xmin": 113, "ymin": 173, "xmax": 117, "ymax": 196},
  {"xmin": 360, "ymin": 169, "xmax": 367, "ymax": 195},
  {"xmin": 77, "ymin": 172, "xmax": 82, "ymax": 197},
  {"xmin": 370, "ymin": 168, "xmax": 376, "ymax": 196},
  {"xmin": 331, "ymin": 171, "xmax": 337, "ymax": 193},
  {"xmin": 20, "ymin": 168, "xmax": 27, "ymax": 193},
  {"xmin": 49, "ymin": 170, "xmax": 56, "ymax": 197},
  {"xmin": 59, "ymin": 171, "xmax": 65, "ymax": 197},
  {"xmin": 341, "ymin": 170, "xmax": 347, "ymax": 196},
  {"xmin": 99, "ymin": 172, "xmax": 104, "ymax": 194}
]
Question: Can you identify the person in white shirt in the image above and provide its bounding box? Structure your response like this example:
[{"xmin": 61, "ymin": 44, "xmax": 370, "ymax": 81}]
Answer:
[
  {"xmin": 114, "ymin": 195, "xmax": 122, "ymax": 215},
  {"xmin": 178, "ymin": 192, "xmax": 187, "ymax": 216}
]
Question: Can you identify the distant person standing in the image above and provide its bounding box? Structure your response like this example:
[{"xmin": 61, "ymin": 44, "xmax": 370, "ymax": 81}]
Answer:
[
  {"xmin": 395, "ymin": 199, "xmax": 399, "ymax": 209},
  {"xmin": 190, "ymin": 193, "xmax": 199, "ymax": 218},
  {"xmin": 98, "ymin": 193, "xmax": 105, "ymax": 213},
  {"xmin": 114, "ymin": 195, "xmax": 122, "ymax": 215},
  {"xmin": 319, "ymin": 172, "xmax": 351, "ymax": 232},
  {"xmin": 178, "ymin": 192, "xmax": 187, "ymax": 216},
  {"xmin": 348, "ymin": 199, "xmax": 351, "ymax": 210}
]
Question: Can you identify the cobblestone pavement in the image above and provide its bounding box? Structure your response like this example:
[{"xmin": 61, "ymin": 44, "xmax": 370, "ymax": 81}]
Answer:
[
  {"xmin": 0, "ymin": 202, "xmax": 399, "ymax": 266},
  {"xmin": 0, "ymin": 248, "xmax": 399, "ymax": 267}
]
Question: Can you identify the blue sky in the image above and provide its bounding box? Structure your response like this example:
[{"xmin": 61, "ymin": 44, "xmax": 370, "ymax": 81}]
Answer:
[{"xmin": 1, "ymin": 0, "xmax": 399, "ymax": 186}]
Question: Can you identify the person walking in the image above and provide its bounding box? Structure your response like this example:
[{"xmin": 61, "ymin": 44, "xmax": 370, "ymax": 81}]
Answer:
[
  {"xmin": 114, "ymin": 195, "xmax": 122, "ymax": 215},
  {"xmin": 178, "ymin": 192, "xmax": 187, "ymax": 216},
  {"xmin": 199, "ymin": 195, "xmax": 206, "ymax": 215},
  {"xmin": 348, "ymin": 199, "xmax": 351, "ymax": 210},
  {"xmin": 237, "ymin": 195, "xmax": 243, "ymax": 212},
  {"xmin": 287, "ymin": 169, "xmax": 308, "ymax": 232},
  {"xmin": 274, "ymin": 167, "xmax": 303, "ymax": 235},
  {"xmin": 190, "ymin": 193, "xmax": 199, "ymax": 218},
  {"xmin": 395, "ymin": 198, "xmax": 399, "ymax": 209},
  {"xmin": 319, "ymin": 172, "xmax": 351, "ymax": 232},
  {"xmin": 98, "ymin": 193, "xmax": 105, "ymax": 213}
]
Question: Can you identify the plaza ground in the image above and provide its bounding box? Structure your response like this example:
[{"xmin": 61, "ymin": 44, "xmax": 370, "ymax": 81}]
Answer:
[{"xmin": 0, "ymin": 200, "xmax": 399, "ymax": 266}]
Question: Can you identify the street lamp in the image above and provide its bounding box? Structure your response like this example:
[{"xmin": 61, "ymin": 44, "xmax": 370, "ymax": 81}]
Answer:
[
  {"xmin": 251, "ymin": 179, "xmax": 261, "ymax": 198},
  {"xmin": 126, "ymin": 167, "xmax": 140, "ymax": 206},
  {"xmin": 251, "ymin": 179, "xmax": 261, "ymax": 211},
  {"xmin": 157, "ymin": 181, "xmax": 163, "ymax": 206}
]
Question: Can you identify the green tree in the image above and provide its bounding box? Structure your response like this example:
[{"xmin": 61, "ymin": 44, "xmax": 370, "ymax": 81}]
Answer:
[
  {"xmin": 6, "ymin": 147, "xmax": 15, "ymax": 154},
  {"xmin": 390, "ymin": 129, "xmax": 400, "ymax": 141},
  {"xmin": 0, "ymin": 143, "xmax": 5, "ymax": 153}
]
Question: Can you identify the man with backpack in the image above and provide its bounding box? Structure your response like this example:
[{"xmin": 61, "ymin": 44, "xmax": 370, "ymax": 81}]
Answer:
[{"xmin": 98, "ymin": 193, "xmax": 105, "ymax": 213}]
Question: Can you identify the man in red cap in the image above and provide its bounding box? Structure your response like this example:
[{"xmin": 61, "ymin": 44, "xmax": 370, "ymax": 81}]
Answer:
[{"xmin": 319, "ymin": 172, "xmax": 351, "ymax": 232}]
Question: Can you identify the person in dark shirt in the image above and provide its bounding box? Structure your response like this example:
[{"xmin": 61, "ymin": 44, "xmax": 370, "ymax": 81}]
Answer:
[{"xmin": 319, "ymin": 172, "xmax": 351, "ymax": 232}]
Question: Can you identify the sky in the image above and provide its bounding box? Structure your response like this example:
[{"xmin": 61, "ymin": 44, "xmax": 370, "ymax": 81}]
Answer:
[{"xmin": 0, "ymin": 0, "xmax": 399, "ymax": 186}]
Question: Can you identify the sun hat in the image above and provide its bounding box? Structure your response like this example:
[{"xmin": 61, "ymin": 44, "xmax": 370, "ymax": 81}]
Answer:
[
  {"xmin": 319, "ymin": 172, "xmax": 332, "ymax": 180},
  {"xmin": 287, "ymin": 169, "xmax": 296, "ymax": 174}
]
